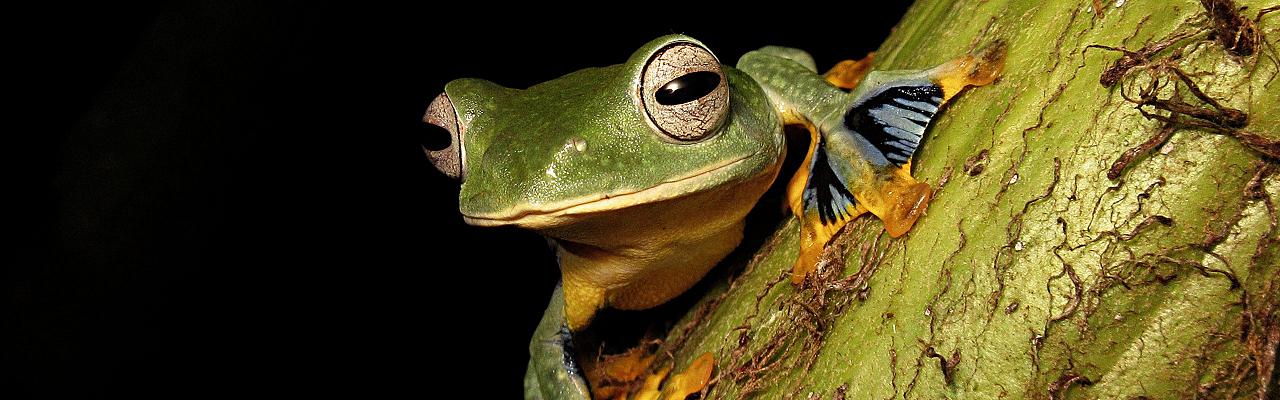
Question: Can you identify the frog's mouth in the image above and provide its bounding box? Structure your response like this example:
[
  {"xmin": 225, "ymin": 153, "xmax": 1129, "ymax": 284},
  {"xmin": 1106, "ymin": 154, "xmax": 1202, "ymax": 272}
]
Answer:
[{"xmin": 462, "ymin": 151, "xmax": 762, "ymax": 228}]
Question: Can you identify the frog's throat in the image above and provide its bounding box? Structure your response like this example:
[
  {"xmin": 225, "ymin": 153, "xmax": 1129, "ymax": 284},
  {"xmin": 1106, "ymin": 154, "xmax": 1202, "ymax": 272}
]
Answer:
[
  {"xmin": 550, "ymin": 159, "xmax": 783, "ymax": 330},
  {"xmin": 461, "ymin": 151, "xmax": 761, "ymax": 229}
]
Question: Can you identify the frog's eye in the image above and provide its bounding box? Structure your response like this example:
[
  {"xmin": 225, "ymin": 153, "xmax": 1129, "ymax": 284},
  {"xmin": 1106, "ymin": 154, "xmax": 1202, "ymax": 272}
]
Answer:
[
  {"xmin": 641, "ymin": 42, "xmax": 729, "ymax": 142},
  {"xmin": 423, "ymin": 92, "xmax": 465, "ymax": 180}
]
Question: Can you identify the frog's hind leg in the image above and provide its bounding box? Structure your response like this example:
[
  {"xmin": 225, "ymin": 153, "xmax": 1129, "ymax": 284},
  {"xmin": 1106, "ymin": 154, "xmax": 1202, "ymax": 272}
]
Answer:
[
  {"xmin": 580, "ymin": 340, "xmax": 661, "ymax": 399},
  {"xmin": 526, "ymin": 283, "xmax": 592, "ymax": 400}
]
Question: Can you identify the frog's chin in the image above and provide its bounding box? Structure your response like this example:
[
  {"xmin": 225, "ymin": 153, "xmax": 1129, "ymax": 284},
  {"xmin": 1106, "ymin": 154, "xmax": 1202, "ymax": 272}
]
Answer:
[{"xmin": 461, "ymin": 152, "xmax": 765, "ymax": 230}]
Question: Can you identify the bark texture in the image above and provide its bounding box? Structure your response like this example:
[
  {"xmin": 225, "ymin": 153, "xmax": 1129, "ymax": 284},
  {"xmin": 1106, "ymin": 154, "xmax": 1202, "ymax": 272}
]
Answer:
[{"xmin": 656, "ymin": 1, "xmax": 1280, "ymax": 398}]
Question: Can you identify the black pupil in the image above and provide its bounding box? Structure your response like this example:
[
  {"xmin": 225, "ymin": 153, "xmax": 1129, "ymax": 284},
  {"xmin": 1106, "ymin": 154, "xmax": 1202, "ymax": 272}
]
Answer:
[
  {"xmin": 421, "ymin": 122, "xmax": 453, "ymax": 151},
  {"xmin": 655, "ymin": 71, "xmax": 720, "ymax": 106}
]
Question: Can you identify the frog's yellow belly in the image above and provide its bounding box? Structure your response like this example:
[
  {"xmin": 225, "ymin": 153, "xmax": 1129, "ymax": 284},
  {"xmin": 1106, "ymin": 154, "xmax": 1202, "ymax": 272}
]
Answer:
[{"xmin": 540, "ymin": 161, "xmax": 782, "ymax": 330}]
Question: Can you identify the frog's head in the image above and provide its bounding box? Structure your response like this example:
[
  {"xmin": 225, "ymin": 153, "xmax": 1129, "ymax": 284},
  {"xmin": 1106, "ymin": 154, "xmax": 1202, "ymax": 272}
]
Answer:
[{"xmin": 424, "ymin": 35, "xmax": 781, "ymax": 230}]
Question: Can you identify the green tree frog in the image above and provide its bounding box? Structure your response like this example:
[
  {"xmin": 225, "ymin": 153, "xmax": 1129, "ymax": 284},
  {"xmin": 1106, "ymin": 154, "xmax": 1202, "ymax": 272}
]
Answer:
[{"xmin": 422, "ymin": 35, "xmax": 1003, "ymax": 399}]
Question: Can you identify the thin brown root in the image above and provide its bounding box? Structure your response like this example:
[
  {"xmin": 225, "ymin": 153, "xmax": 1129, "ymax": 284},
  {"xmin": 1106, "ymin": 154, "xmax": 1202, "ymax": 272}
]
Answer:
[
  {"xmin": 1047, "ymin": 372, "xmax": 1093, "ymax": 400},
  {"xmin": 1109, "ymin": 122, "xmax": 1178, "ymax": 180}
]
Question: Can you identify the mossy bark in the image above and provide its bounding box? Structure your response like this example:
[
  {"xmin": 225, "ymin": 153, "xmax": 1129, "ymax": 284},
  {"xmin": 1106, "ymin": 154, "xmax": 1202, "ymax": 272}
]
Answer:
[{"xmin": 658, "ymin": 1, "xmax": 1280, "ymax": 398}]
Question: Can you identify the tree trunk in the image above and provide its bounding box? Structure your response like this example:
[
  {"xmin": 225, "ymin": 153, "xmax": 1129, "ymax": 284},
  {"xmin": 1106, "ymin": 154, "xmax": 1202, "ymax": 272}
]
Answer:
[{"xmin": 657, "ymin": 1, "xmax": 1280, "ymax": 398}]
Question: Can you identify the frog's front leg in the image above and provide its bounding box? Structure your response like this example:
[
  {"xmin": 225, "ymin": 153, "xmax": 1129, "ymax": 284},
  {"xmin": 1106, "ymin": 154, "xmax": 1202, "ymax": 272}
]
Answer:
[{"xmin": 525, "ymin": 283, "xmax": 591, "ymax": 400}]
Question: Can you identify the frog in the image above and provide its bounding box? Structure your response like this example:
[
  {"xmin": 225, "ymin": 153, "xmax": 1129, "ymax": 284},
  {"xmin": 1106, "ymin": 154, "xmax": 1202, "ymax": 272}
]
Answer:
[{"xmin": 421, "ymin": 34, "xmax": 1004, "ymax": 399}]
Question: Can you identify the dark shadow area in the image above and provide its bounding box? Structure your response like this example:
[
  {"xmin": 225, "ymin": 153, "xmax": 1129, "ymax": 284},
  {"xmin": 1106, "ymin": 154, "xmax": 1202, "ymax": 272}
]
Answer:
[{"xmin": 13, "ymin": 2, "xmax": 911, "ymax": 397}]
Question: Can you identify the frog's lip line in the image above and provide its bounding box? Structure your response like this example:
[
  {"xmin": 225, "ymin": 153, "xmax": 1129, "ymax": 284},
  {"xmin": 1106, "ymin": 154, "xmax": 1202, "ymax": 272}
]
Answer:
[{"xmin": 462, "ymin": 152, "xmax": 761, "ymax": 226}]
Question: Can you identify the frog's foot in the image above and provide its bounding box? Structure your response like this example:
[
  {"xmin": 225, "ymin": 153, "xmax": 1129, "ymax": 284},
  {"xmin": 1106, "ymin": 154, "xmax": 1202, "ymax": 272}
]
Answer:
[
  {"xmin": 845, "ymin": 41, "xmax": 1003, "ymax": 236},
  {"xmin": 786, "ymin": 119, "xmax": 868, "ymax": 283},
  {"xmin": 786, "ymin": 42, "xmax": 1006, "ymax": 282},
  {"xmin": 580, "ymin": 343, "xmax": 714, "ymax": 399},
  {"xmin": 788, "ymin": 137, "xmax": 872, "ymax": 282},
  {"xmin": 570, "ymin": 332, "xmax": 713, "ymax": 399},
  {"xmin": 582, "ymin": 341, "xmax": 660, "ymax": 399},
  {"xmin": 823, "ymin": 52, "xmax": 876, "ymax": 90},
  {"xmin": 632, "ymin": 352, "xmax": 715, "ymax": 400},
  {"xmin": 527, "ymin": 285, "xmax": 592, "ymax": 400}
]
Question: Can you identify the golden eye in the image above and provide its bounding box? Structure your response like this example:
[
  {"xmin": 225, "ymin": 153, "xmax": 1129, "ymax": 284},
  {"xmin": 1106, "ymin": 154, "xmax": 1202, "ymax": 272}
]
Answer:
[{"xmin": 640, "ymin": 43, "xmax": 729, "ymax": 142}]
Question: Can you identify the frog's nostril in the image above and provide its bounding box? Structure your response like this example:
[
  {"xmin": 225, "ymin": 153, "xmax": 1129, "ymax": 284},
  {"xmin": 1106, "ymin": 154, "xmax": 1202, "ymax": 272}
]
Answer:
[
  {"xmin": 423, "ymin": 93, "xmax": 465, "ymax": 180},
  {"xmin": 569, "ymin": 137, "xmax": 588, "ymax": 152}
]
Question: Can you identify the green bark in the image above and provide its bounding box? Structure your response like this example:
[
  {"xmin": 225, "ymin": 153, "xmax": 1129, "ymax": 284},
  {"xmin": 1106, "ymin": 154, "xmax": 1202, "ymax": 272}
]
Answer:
[{"xmin": 658, "ymin": 1, "xmax": 1280, "ymax": 398}]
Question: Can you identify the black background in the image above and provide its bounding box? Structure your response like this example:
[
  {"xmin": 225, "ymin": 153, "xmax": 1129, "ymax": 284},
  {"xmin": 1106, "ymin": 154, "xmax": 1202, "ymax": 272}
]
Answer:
[{"xmin": 13, "ymin": 2, "xmax": 911, "ymax": 397}]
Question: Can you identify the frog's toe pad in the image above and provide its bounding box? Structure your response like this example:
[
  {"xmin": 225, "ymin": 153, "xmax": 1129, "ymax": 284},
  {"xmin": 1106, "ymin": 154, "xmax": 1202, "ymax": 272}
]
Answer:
[
  {"xmin": 634, "ymin": 352, "xmax": 714, "ymax": 400},
  {"xmin": 933, "ymin": 40, "xmax": 1007, "ymax": 100},
  {"xmin": 660, "ymin": 352, "xmax": 714, "ymax": 399},
  {"xmin": 882, "ymin": 180, "xmax": 932, "ymax": 238}
]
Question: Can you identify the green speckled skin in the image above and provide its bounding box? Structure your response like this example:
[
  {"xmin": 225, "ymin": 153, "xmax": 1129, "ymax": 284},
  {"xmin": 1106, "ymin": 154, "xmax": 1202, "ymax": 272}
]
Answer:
[{"xmin": 448, "ymin": 36, "xmax": 783, "ymax": 221}]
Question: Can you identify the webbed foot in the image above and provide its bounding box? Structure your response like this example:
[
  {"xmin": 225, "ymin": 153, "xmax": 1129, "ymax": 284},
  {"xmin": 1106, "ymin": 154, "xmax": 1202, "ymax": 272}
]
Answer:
[
  {"xmin": 787, "ymin": 42, "xmax": 1006, "ymax": 282},
  {"xmin": 583, "ymin": 341, "xmax": 659, "ymax": 399}
]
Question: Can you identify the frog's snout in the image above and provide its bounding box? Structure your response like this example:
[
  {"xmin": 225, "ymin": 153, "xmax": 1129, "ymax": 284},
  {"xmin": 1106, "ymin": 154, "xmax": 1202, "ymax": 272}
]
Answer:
[{"xmin": 422, "ymin": 92, "xmax": 465, "ymax": 180}]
